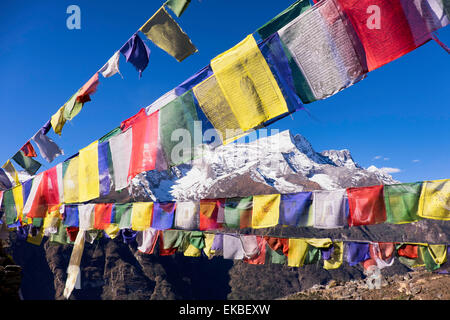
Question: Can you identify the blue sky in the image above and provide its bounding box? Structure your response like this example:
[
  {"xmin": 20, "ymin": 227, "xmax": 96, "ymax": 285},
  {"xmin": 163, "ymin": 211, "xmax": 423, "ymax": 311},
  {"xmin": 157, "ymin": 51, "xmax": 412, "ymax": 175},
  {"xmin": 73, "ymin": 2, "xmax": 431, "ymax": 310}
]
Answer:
[{"xmin": 0, "ymin": 0, "xmax": 449, "ymax": 183}]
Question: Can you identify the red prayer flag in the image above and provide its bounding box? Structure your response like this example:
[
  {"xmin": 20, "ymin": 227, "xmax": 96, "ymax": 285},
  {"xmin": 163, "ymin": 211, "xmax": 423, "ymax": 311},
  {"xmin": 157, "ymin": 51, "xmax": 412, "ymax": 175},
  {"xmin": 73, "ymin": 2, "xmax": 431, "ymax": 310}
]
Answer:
[
  {"xmin": 25, "ymin": 174, "xmax": 47, "ymax": 219},
  {"xmin": 199, "ymin": 199, "xmax": 224, "ymax": 231},
  {"xmin": 21, "ymin": 141, "xmax": 37, "ymax": 157},
  {"xmin": 336, "ymin": 0, "xmax": 420, "ymax": 71},
  {"xmin": 264, "ymin": 236, "xmax": 289, "ymax": 256},
  {"xmin": 66, "ymin": 227, "xmax": 79, "ymax": 242},
  {"xmin": 397, "ymin": 244, "xmax": 418, "ymax": 259},
  {"xmin": 77, "ymin": 72, "xmax": 100, "ymax": 103},
  {"xmin": 94, "ymin": 203, "xmax": 113, "ymax": 230},
  {"xmin": 128, "ymin": 110, "xmax": 159, "ymax": 181},
  {"xmin": 43, "ymin": 167, "xmax": 60, "ymax": 207},
  {"xmin": 244, "ymin": 236, "xmax": 267, "ymax": 265},
  {"xmin": 159, "ymin": 232, "xmax": 177, "ymax": 256},
  {"xmin": 120, "ymin": 108, "xmax": 147, "ymax": 131},
  {"xmin": 347, "ymin": 185, "xmax": 387, "ymax": 227}
]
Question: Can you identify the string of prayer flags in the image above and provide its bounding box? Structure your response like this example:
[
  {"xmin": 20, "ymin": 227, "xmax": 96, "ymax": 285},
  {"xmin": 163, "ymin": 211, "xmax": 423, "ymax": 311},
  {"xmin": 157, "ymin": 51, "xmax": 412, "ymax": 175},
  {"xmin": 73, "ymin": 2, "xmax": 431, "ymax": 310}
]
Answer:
[
  {"xmin": 256, "ymin": 0, "xmax": 312, "ymax": 40},
  {"xmin": 165, "ymin": 0, "xmax": 191, "ymax": 18},
  {"xmin": 347, "ymin": 185, "xmax": 387, "ymax": 227},
  {"xmin": 120, "ymin": 33, "xmax": 151, "ymax": 78},
  {"xmin": 99, "ymin": 51, "xmax": 122, "ymax": 78},
  {"xmin": 418, "ymin": 179, "xmax": 450, "ymax": 220},
  {"xmin": 140, "ymin": 6, "xmax": 197, "ymax": 62},
  {"xmin": 335, "ymin": 0, "xmax": 421, "ymax": 71},
  {"xmin": 210, "ymin": 34, "xmax": 289, "ymax": 132},
  {"xmin": 277, "ymin": 0, "xmax": 367, "ymax": 104},
  {"xmin": 312, "ymin": 189, "xmax": 347, "ymax": 229},
  {"xmin": 279, "ymin": 192, "xmax": 312, "ymax": 227},
  {"xmin": 384, "ymin": 182, "xmax": 422, "ymax": 224},
  {"xmin": 12, "ymin": 150, "xmax": 41, "ymax": 176},
  {"xmin": 252, "ymin": 194, "xmax": 281, "ymax": 229}
]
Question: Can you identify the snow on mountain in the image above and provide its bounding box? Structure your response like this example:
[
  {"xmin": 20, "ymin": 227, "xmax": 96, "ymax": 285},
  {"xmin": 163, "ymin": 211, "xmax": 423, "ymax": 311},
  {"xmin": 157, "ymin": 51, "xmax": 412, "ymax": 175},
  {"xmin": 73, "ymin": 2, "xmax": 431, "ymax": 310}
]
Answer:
[{"xmin": 130, "ymin": 130, "xmax": 399, "ymax": 202}]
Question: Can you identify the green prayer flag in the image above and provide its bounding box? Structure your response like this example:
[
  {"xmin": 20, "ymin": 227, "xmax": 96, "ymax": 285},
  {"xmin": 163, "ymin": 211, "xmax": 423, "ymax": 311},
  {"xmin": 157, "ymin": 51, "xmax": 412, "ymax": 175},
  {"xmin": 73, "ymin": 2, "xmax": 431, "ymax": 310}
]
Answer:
[
  {"xmin": 12, "ymin": 150, "xmax": 41, "ymax": 175},
  {"xmin": 419, "ymin": 246, "xmax": 441, "ymax": 271},
  {"xmin": 99, "ymin": 127, "xmax": 122, "ymax": 143},
  {"xmin": 115, "ymin": 203, "xmax": 132, "ymax": 229},
  {"xmin": 63, "ymin": 91, "xmax": 84, "ymax": 121},
  {"xmin": 384, "ymin": 182, "xmax": 422, "ymax": 224},
  {"xmin": 159, "ymin": 91, "xmax": 200, "ymax": 166},
  {"xmin": 188, "ymin": 231, "xmax": 204, "ymax": 250},
  {"xmin": 304, "ymin": 245, "xmax": 321, "ymax": 265},
  {"xmin": 224, "ymin": 197, "xmax": 253, "ymax": 229},
  {"xmin": 266, "ymin": 245, "xmax": 287, "ymax": 265},
  {"xmin": 256, "ymin": 0, "xmax": 311, "ymax": 40},
  {"xmin": 3, "ymin": 189, "xmax": 17, "ymax": 225},
  {"xmin": 165, "ymin": 0, "xmax": 191, "ymax": 17},
  {"xmin": 50, "ymin": 221, "xmax": 74, "ymax": 245}
]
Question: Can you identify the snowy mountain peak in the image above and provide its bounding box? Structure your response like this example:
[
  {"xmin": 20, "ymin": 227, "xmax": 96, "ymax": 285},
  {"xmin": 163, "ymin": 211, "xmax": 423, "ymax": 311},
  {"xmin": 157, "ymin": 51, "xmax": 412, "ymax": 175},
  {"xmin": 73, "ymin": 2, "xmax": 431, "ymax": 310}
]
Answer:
[{"xmin": 321, "ymin": 149, "xmax": 362, "ymax": 170}]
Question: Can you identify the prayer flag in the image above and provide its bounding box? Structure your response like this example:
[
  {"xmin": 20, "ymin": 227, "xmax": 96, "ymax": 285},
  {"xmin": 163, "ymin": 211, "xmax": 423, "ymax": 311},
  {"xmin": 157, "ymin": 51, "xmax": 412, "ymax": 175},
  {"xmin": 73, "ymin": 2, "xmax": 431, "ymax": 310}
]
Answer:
[
  {"xmin": 256, "ymin": 0, "xmax": 312, "ymax": 40},
  {"xmin": 120, "ymin": 108, "xmax": 147, "ymax": 132},
  {"xmin": 397, "ymin": 243, "xmax": 419, "ymax": 259},
  {"xmin": 63, "ymin": 91, "xmax": 84, "ymax": 121},
  {"xmin": 21, "ymin": 142, "xmax": 37, "ymax": 157},
  {"xmin": 63, "ymin": 156, "xmax": 80, "ymax": 204},
  {"xmin": 278, "ymin": 192, "xmax": 312, "ymax": 226},
  {"xmin": 336, "ymin": 0, "xmax": 421, "ymax": 71},
  {"xmin": 63, "ymin": 230, "xmax": 85, "ymax": 299},
  {"xmin": 128, "ymin": 110, "xmax": 159, "ymax": 182},
  {"xmin": 12, "ymin": 150, "xmax": 41, "ymax": 175},
  {"xmin": 137, "ymin": 227, "xmax": 159, "ymax": 254},
  {"xmin": 115, "ymin": 203, "xmax": 132, "ymax": 229},
  {"xmin": 120, "ymin": 33, "xmax": 150, "ymax": 78},
  {"xmin": 288, "ymin": 238, "xmax": 308, "ymax": 267},
  {"xmin": 31, "ymin": 130, "xmax": 64, "ymax": 163},
  {"xmin": 345, "ymin": 242, "xmax": 371, "ymax": 266},
  {"xmin": 323, "ymin": 241, "xmax": 344, "ymax": 270},
  {"xmin": 210, "ymin": 35, "xmax": 288, "ymax": 132},
  {"xmin": 98, "ymin": 141, "xmax": 112, "ymax": 197},
  {"xmin": 51, "ymin": 106, "xmax": 66, "ymax": 135},
  {"xmin": 278, "ymin": 0, "xmax": 367, "ymax": 103},
  {"xmin": 78, "ymin": 141, "xmax": 100, "ymax": 202},
  {"xmin": 2, "ymin": 160, "xmax": 20, "ymax": 186},
  {"xmin": 223, "ymin": 234, "xmax": 244, "ymax": 260},
  {"xmin": 63, "ymin": 205, "xmax": 79, "ymax": 227},
  {"xmin": 313, "ymin": 189, "xmax": 347, "ymax": 229},
  {"xmin": 22, "ymin": 174, "xmax": 46, "ymax": 219},
  {"xmin": 78, "ymin": 204, "xmax": 95, "ymax": 231},
  {"xmin": 3, "ymin": 189, "xmax": 18, "ymax": 225},
  {"xmin": 199, "ymin": 199, "xmax": 223, "ymax": 231},
  {"xmin": 99, "ymin": 51, "xmax": 122, "ymax": 78},
  {"xmin": 384, "ymin": 182, "xmax": 422, "ymax": 224},
  {"xmin": 175, "ymin": 65, "xmax": 213, "ymax": 96},
  {"xmin": 131, "ymin": 202, "xmax": 153, "ymax": 231},
  {"xmin": 428, "ymin": 244, "xmax": 447, "ymax": 265},
  {"xmin": 347, "ymin": 185, "xmax": 387, "ymax": 227},
  {"xmin": 77, "ymin": 72, "xmax": 100, "ymax": 103},
  {"xmin": 94, "ymin": 203, "xmax": 113, "ymax": 230},
  {"xmin": 0, "ymin": 168, "xmax": 13, "ymax": 190},
  {"xmin": 165, "ymin": 0, "xmax": 191, "ymax": 17},
  {"xmin": 140, "ymin": 6, "xmax": 197, "ymax": 62},
  {"xmin": 174, "ymin": 201, "xmax": 199, "ymax": 230},
  {"xmin": 252, "ymin": 194, "xmax": 280, "ymax": 229},
  {"xmin": 151, "ymin": 202, "xmax": 176, "ymax": 230},
  {"xmin": 418, "ymin": 179, "xmax": 450, "ymax": 220},
  {"xmin": 224, "ymin": 197, "xmax": 253, "ymax": 229},
  {"xmin": 109, "ymin": 128, "xmax": 133, "ymax": 191}
]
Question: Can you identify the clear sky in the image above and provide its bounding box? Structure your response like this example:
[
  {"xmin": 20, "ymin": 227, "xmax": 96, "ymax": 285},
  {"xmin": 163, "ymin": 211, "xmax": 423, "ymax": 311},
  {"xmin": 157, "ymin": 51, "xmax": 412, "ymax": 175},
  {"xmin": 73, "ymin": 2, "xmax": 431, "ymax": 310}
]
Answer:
[{"xmin": 0, "ymin": 0, "xmax": 449, "ymax": 184}]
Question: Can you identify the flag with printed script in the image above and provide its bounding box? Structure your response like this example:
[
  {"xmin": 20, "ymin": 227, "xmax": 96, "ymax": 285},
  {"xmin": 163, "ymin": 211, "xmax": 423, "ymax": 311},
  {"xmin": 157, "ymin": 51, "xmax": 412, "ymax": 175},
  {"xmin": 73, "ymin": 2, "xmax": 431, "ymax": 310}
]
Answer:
[
  {"xmin": 78, "ymin": 141, "xmax": 100, "ymax": 203},
  {"xmin": 384, "ymin": 182, "xmax": 422, "ymax": 224},
  {"xmin": 277, "ymin": 0, "xmax": 367, "ymax": 103},
  {"xmin": 418, "ymin": 179, "xmax": 450, "ymax": 220},
  {"xmin": 252, "ymin": 194, "xmax": 280, "ymax": 229},
  {"xmin": 279, "ymin": 192, "xmax": 312, "ymax": 226},
  {"xmin": 120, "ymin": 33, "xmax": 150, "ymax": 78},
  {"xmin": 140, "ymin": 6, "xmax": 197, "ymax": 62},
  {"xmin": 31, "ymin": 130, "xmax": 64, "ymax": 163},
  {"xmin": 63, "ymin": 156, "xmax": 80, "ymax": 204},
  {"xmin": 173, "ymin": 201, "xmax": 199, "ymax": 230},
  {"xmin": 131, "ymin": 202, "xmax": 153, "ymax": 231},
  {"xmin": 224, "ymin": 197, "xmax": 253, "ymax": 229},
  {"xmin": 313, "ymin": 189, "xmax": 347, "ymax": 229},
  {"xmin": 199, "ymin": 199, "xmax": 224, "ymax": 231},
  {"xmin": 151, "ymin": 202, "xmax": 176, "ymax": 230}
]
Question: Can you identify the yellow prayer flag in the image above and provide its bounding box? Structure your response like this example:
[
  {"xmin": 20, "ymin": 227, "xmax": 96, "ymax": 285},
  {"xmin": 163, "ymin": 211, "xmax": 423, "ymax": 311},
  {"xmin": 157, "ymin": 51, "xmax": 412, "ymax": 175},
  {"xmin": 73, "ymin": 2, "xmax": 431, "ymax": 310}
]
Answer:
[
  {"xmin": 63, "ymin": 156, "xmax": 80, "ymax": 204},
  {"xmin": 323, "ymin": 242, "xmax": 344, "ymax": 270},
  {"xmin": 428, "ymin": 245, "xmax": 447, "ymax": 265},
  {"xmin": 131, "ymin": 202, "xmax": 153, "ymax": 231},
  {"xmin": 252, "ymin": 194, "xmax": 280, "ymax": 229},
  {"xmin": 210, "ymin": 34, "xmax": 288, "ymax": 132},
  {"xmin": 12, "ymin": 184, "xmax": 24, "ymax": 221},
  {"xmin": 203, "ymin": 233, "xmax": 216, "ymax": 258},
  {"xmin": 104, "ymin": 224, "xmax": 120, "ymax": 239},
  {"xmin": 2, "ymin": 160, "xmax": 19, "ymax": 186},
  {"xmin": 306, "ymin": 238, "xmax": 333, "ymax": 248},
  {"xmin": 140, "ymin": 6, "xmax": 197, "ymax": 62},
  {"xmin": 418, "ymin": 179, "xmax": 450, "ymax": 220},
  {"xmin": 78, "ymin": 141, "xmax": 100, "ymax": 203},
  {"xmin": 51, "ymin": 106, "xmax": 66, "ymax": 136},
  {"xmin": 27, "ymin": 227, "xmax": 45, "ymax": 246},
  {"xmin": 184, "ymin": 244, "xmax": 202, "ymax": 257},
  {"xmin": 288, "ymin": 238, "xmax": 308, "ymax": 267}
]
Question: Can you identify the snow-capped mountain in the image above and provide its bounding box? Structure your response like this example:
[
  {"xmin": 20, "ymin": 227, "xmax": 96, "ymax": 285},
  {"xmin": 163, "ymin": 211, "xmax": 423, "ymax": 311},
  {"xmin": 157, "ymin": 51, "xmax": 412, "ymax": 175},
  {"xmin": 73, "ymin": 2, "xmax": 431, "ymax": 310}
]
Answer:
[{"xmin": 130, "ymin": 130, "xmax": 399, "ymax": 202}]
